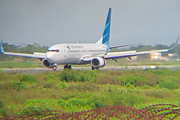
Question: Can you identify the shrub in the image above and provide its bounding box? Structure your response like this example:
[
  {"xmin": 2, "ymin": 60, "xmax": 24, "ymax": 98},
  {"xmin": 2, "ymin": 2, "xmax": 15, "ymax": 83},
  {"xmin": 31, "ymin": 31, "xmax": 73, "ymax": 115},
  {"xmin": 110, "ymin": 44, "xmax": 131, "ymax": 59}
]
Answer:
[
  {"xmin": 0, "ymin": 101, "xmax": 9, "ymax": 117},
  {"xmin": 19, "ymin": 74, "xmax": 37, "ymax": 83},
  {"xmin": 11, "ymin": 82, "xmax": 27, "ymax": 91},
  {"xmin": 60, "ymin": 82, "xmax": 67, "ymax": 89},
  {"xmin": 62, "ymin": 95, "xmax": 75, "ymax": 100},
  {"xmin": 3, "ymin": 82, "xmax": 27, "ymax": 91},
  {"xmin": 19, "ymin": 106, "xmax": 49, "ymax": 116},
  {"xmin": 60, "ymin": 74, "xmax": 78, "ymax": 82},
  {"xmin": 141, "ymin": 85, "xmax": 151, "ymax": 89},
  {"xmin": 59, "ymin": 71, "xmax": 96, "ymax": 83},
  {"xmin": 94, "ymin": 101, "xmax": 106, "ymax": 108},
  {"xmin": 64, "ymin": 82, "xmax": 100, "ymax": 92},
  {"xmin": 144, "ymin": 69, "xmax": 173, "ymax": 76},
  {"xmin": 116, "ymin": 75, "xmax": 147, "ymax": 86},
  {"xmin": 159, "ymin": 79, "xmax": 179, "ymax": 90},
  {"xmin": 0, "ymin": 70, "xmax": 4, "ymax": 76},
  {"xmin": 144, "ymin": 89, "xmax": 164, "ymax": 98},
  {"xmin": 43, "ymin": 83, "xmax": 52, "ymax": 88},
  {"xmin": 58, "ymin": 98, "xmax": 95, "ymax": 111}
]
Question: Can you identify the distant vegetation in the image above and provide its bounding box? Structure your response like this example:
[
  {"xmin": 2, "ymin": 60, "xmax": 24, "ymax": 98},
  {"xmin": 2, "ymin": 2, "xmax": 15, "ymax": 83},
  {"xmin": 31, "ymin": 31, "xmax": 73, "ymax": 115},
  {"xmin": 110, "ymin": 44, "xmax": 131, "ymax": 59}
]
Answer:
[{"xmin": 0, "ymin": 69, "xmax": 180, "ymax": 119}]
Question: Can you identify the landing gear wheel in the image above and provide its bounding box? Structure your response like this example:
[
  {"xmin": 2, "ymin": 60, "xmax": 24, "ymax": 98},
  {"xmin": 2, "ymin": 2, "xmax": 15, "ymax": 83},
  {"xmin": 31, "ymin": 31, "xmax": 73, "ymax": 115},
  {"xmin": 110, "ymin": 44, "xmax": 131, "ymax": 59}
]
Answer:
[
  {"xmin": 64, "ymin": 64, "xmax": 72, "ymax": 70},
  {"xmin": 68, "ymin": 65, "xmax": 72, "ymax": 69},
  {"xmin": 53, "ymin": 65, "xmax": 57, "ymax": 71},
  {"xmin": 92, "ymin": 66, "xmax": 98, "ymax": 70}
]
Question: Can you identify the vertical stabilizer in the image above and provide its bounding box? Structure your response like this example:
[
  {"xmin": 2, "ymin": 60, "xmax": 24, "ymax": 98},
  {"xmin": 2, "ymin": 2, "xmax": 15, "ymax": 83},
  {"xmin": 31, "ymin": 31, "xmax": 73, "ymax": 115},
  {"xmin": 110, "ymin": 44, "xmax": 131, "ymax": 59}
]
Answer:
[
  {"xmin": 96, "ymin": 8, "xmax": 111, "ymax": 45},
  {"xmin": 102, "ymin": 8, "xmax": 111, "ymax": 46},
  {"xmin": 0, "ymin": 39, "xmax": 4, "ymax": 54}
]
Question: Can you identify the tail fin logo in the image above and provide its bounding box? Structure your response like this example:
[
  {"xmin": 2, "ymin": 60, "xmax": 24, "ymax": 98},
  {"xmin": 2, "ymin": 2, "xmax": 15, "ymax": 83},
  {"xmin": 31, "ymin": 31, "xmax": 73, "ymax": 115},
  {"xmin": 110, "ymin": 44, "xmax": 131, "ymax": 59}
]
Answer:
[
  {"xmin": 0, "ymin": 39, "xmax": 4, "ymax": 53},
  {"xmin": 102, "ymin": 8, "xmax": 111, "ymax": 46}
]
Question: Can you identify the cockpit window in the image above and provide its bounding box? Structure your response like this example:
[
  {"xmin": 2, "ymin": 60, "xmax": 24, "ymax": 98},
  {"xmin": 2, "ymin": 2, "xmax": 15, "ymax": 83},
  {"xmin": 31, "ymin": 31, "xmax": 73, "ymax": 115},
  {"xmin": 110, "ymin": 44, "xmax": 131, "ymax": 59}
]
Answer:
[{"xmin": 48, "ymin": 49, "xmax": 59, "ymax": 52}]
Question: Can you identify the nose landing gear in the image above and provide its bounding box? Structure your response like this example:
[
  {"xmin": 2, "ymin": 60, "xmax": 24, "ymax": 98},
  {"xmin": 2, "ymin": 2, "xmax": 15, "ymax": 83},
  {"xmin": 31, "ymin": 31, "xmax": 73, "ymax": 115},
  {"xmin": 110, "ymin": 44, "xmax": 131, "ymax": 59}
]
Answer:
[{"xmin": 53, "ymin": 65, "xmax": 57, "ymax": 71}]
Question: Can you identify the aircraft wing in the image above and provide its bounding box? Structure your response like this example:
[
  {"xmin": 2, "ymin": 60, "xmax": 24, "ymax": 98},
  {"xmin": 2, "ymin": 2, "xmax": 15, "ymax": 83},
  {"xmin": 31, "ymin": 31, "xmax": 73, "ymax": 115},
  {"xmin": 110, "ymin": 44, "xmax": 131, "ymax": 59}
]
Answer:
[
  {"xmin": 82, "ymin": 37, "xmax": 179, "ymax": 61},
  {"xmin": 110, "ymin": 42, "xmax": 144, "ymax": 49},
  {"xmin": 105, "ymin": 37, "xmax": 179, "ymax": 59},
  {"xmin": 1, "ymin": 52, "xmax": 46, "ymax": 59},
  {"xmin": 0, "ymin": 40, "xmax": 46, "ymax": 59},
  {"xmin": 105, "ymin": 49, "xmax": 169, "ymax": 59}
]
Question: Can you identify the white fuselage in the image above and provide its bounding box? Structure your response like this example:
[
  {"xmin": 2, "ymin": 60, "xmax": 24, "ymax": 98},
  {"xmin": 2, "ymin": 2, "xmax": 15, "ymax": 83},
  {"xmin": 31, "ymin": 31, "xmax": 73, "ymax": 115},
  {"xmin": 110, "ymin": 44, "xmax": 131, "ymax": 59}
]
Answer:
[{"xmin": 46, "ymin": 43, "xmax": 107, "ymax": 64}]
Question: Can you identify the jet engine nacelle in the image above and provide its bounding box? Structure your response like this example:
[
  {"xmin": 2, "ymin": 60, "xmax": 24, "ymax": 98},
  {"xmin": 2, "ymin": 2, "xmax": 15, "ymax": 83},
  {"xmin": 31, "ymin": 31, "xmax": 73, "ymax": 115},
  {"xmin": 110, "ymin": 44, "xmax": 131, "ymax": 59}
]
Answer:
[
  {"xmin": 91, "ymin": 57, "xmax": 106, "ymax": 68},
  {"xmin": 42, "ymin": 59, "xmax": 51, "ymax": 67}
]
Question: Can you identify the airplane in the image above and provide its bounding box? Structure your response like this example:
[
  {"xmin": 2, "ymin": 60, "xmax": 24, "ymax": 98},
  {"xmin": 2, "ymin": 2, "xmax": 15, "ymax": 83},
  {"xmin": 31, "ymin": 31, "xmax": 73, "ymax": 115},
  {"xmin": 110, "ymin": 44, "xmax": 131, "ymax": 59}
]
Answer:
[{"xmin": 0, "ymin": 8, "xmax": 179, "ymax": 70}]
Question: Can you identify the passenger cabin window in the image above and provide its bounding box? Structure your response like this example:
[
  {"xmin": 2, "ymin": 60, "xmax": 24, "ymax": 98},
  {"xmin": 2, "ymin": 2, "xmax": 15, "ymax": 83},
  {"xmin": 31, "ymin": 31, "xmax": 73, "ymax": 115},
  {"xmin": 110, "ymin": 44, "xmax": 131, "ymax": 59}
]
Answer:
[{"xmin": 48, "ymin": 49, "xmax": 59, "ymax": 52}]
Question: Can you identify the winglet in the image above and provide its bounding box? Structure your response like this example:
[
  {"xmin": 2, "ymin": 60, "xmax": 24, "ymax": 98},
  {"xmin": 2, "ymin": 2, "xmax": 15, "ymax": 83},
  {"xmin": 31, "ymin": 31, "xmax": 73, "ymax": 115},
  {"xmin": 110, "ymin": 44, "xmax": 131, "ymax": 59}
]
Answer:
[
  {"xmin": 0, "ymin": 39, "xmax": 4, "ymax": 54},
  {"xmin": 170, "ymin": 37, "xmax": 179, "ymax": 50}
]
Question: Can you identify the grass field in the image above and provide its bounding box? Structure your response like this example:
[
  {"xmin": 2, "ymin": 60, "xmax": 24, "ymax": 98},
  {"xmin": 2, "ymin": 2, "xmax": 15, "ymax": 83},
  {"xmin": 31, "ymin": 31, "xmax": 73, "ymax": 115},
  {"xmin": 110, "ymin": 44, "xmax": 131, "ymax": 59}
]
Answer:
[{"xmin": 0, "ymin": 69, "xmax": 180, "ymax": 119}]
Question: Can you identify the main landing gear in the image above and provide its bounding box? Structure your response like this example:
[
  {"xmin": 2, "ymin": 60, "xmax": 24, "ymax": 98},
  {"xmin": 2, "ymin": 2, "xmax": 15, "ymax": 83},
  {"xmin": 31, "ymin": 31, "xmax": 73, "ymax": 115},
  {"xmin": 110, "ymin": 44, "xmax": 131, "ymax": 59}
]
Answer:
[
  {"xmin": 64, "ymin": 64, "xmax": 72, "ymax": 70},
  {"xmin": 92, "ymin": 66, "xmax": 99, "ymax": 70}
]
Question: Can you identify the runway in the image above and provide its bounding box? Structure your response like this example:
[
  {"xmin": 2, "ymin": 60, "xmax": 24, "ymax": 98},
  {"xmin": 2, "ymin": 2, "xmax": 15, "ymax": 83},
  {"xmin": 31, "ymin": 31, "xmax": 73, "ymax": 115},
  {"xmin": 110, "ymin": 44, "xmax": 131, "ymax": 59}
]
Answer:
[{"xmin": 0, "ymin": 65, "xmax": 179, "ymax": 74}]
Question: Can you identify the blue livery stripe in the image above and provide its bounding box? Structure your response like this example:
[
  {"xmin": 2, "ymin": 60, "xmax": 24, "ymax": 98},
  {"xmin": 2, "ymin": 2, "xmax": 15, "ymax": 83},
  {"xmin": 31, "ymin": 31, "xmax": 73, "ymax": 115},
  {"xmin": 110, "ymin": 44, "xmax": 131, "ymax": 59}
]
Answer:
[
  {"xmin": 102, "ymin": 8, "xmax": 111, "ymax": 46},
  {"xmin": 0, "ymin": 39, "xmax": 4, "ymax": 53}
]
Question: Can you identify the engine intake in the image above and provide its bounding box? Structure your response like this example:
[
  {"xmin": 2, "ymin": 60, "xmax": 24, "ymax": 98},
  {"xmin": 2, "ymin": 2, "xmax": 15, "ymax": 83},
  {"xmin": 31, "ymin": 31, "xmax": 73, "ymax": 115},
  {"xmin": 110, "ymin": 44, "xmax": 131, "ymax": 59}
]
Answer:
[
  {"xmin": 91, "ymin": 57, "xmax": 106, "ymax": 68},
  {"xmin": 42, "ymin": 59, "xmax": 51, "ymax": 67}
]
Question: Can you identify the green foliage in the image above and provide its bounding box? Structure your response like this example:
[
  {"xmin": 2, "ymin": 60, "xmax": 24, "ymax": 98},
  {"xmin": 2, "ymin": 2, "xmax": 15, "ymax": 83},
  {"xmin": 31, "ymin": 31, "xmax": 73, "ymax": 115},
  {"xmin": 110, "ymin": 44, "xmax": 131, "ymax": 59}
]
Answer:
[
  {"xmin": 10, "ymin": 82, "xmax": 27, "ymax": 91},
  {"xmin": 125, "ymin": 95, "xmax": 145, "ymax": 106},
  {"xmin": 18, "ymin": 99, "xmax": 56, "ymax": 116},
  {"xmin": 141, "ymin": 85, "xmax": 151, "ymax": 89},
  {"xmin": 59, "ymin": 70, "xmax": 96, "ymax": 83},
  {"xmin": 58, "ymin": 98, "xmax": 95, "ymax": 111},
  {"xmin": 43, "ymin": 83, "xmax": 53, "ymax": 88},
  {"xmin": 65, "ymin": 82, "xmax": 100, "ymax": 92},
  {"xmin": 0, "ymin": 70, "xmax": 4, "ymax": 76},
  {"xmin": 19, "ymin": 74, "xmax": 37, "ymax": 83},
  {"xmin": 117, "ymin": 75, "xmax": 147, "ymax": 86},
  {"xmin": 0, "ymin": 69, "xmax": 180, "ymax": 117},
  {"xmin": 144, "ymin": 69, "xmax": 173, "ymax": 75},
  {"xmin": 62, "ymin": 95, "xmax": 75, "ymax": 100},
  {"xmin": 94, "ymin": 101, "xmax": 106, "ymax": 108},
  {"xmin": 0, "ymin": 101, "xmax": 9, "ymax": 117},
  {"xmin": 144, "ymin": 89, "xmax": 164, "ymax": 98},
  {"xmin": 19, "ymin": 106, "xmax": 50, "ymax": 116},
  {"xmin": 0, "ymin": 61, "xmax": 42, "ymax": 68},
  {"xmin": 59, "ymin": 82, "xmax": 67, "ymax": 89},
  {"xmin": 3, "ymin": 82, "xmax": 27, "ymax": 91},
  {"xmin": 159, "ymin": 79, "xmax": 179, "ymax": 90},
  {"xmin": 125, "ymin": 82, "xmax": 135, "ymax": 88}
]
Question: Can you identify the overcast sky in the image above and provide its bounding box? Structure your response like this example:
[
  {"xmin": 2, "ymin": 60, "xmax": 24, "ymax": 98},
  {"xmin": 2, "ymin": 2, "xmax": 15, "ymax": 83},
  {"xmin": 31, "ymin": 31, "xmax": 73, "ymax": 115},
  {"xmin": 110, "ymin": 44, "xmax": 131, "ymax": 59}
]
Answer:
[{"xmin": 0, "ymin": 0, "xmax": 180, "ymax": 47}]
